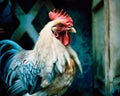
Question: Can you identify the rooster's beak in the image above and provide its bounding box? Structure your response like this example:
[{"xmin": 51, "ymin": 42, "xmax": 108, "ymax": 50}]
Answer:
[{"xmin": 68, "ymin": 27, "xmax": 76, "ymax": 33}]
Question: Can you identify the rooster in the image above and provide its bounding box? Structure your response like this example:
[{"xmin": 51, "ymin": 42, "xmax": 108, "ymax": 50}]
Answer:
[{"xmin": 0, "ymin": 9, "xmax": 82, "ymax": 96}]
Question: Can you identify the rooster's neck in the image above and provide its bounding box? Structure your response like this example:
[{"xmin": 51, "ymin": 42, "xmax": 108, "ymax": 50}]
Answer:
[
  {"xmin": 33, "ymin": 31, "xmax": 71, "ymax": 73},
  {"xmin": 32, "ymin": 21, "xmax": 73, "ymax": 73}
]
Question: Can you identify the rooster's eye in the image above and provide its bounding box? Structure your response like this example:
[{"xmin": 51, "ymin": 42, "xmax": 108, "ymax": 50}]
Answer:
[
  {"xmin": 58, "ymin": 24, "xmax": 64, "ymax": 28},
  {"xmin": 59, "ymin": 25, "xmax": 63, "ymax": 27}
]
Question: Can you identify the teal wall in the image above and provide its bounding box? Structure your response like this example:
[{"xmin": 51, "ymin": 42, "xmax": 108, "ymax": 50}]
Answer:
[{"xmin": 65, "ymin": 9, "xmax": 93, "ymax": 96}]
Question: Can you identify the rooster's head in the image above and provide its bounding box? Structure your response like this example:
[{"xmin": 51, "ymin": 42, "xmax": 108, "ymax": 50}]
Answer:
[{"xmin": 49, "ymin": 9, "xmax": 76, "ymax": 46}]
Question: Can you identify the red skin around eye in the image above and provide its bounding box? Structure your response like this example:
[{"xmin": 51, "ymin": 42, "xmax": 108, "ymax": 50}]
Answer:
[{"xmin": 54, "ymin": 25, "xmax": 71, "ymax": 46}]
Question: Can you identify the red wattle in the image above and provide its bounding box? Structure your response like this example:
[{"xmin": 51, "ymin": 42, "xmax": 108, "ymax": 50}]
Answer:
[{"xmin": 60, "ymin": 32, "xmax": 70, "ymax": 46}]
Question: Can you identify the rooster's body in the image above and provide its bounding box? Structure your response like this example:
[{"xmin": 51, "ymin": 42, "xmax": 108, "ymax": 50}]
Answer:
[{"xmin": 0, "ymin": 9, "xmax": 82, "ymax": 96}]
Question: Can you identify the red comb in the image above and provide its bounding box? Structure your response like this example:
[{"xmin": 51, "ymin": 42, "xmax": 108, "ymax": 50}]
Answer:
[{"xmin": 49, "ymin": 9, "xmax": 73, "ymax": 27}]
